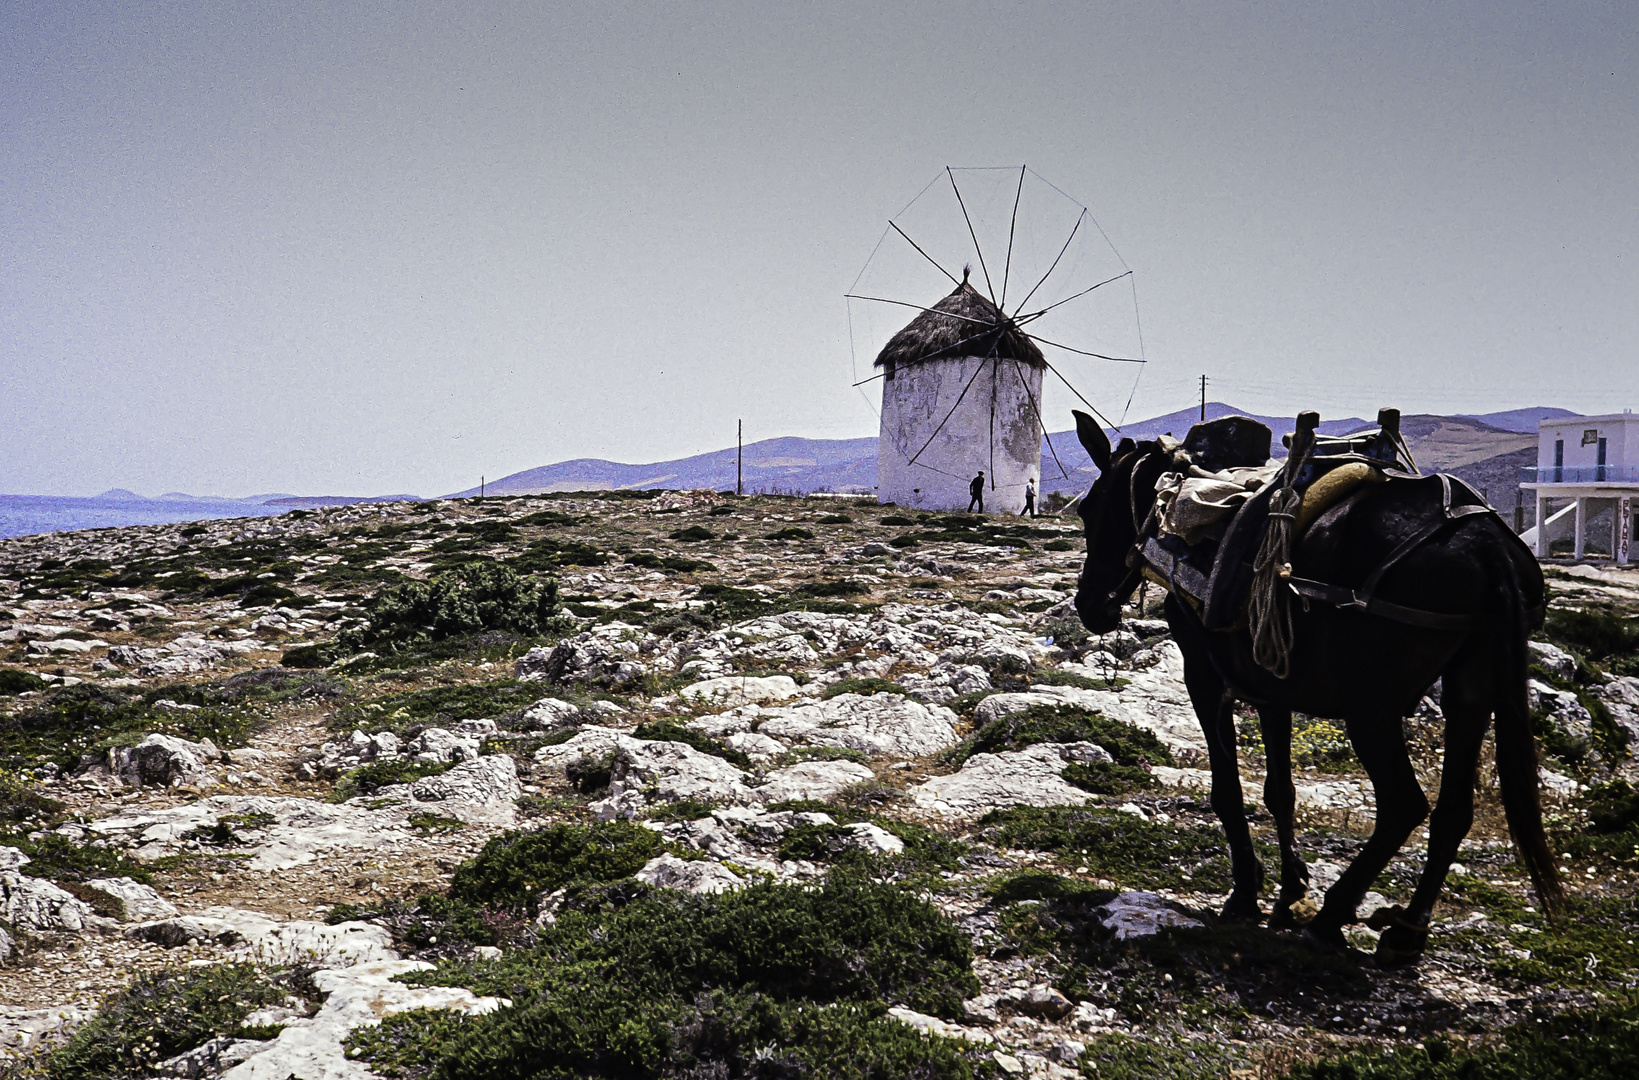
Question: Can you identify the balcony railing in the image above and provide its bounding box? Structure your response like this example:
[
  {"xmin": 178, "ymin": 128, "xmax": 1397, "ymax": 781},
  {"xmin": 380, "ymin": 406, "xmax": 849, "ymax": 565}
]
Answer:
[{"xmin": 1521, "ymin": 465, "xmax": 1639, "ymax": 484}]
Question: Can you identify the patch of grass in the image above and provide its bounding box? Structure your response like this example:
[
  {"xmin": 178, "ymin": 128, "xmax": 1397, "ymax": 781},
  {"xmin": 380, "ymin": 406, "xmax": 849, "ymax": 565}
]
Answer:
[
  {"xmin": 947, "ymin": 704, "xmax": 1175, "ymax": 771},
  {"xmin": 630, "ymin": 720, "xmax": 753, "ymax": 770},
  {"xmin": 0, "ymin": 683, "xmax": 262, "ymax": 774},
  {"xmin": 1076, "ymin": 1034, "xmax": 1239, "ymax": 1080},
  {"xmin": 331, "ymin": 759, "xmax": 452, "ymax": 801},
  {"xmin": 1031, "ymin": 669, "xmax": 1129, "ymax": 690},
  {"xmin": 668, "ymin": 525, "xmax": 716, "ymax": 542},
  {"xmin": 777, "ymin": 745, "xmax": 872, "ymax": 767},
  {"xmin": 764, "ymin": 526, "xmax": 816, "ymax": 541},
  {"xmin": 518, "ymin": 509, "xmax": 579, "ymax": 527},
  {"xmin": 1061, "ymin": 760, "xmax": 1161, "ymax": 796},
  {"xmin": 879, "ymin": 515, "xmax": 918, "ymax": 526},
  {"xmin": 1440, "ymin": 875, "xmax": 1639, "ymax": 989},
  {"xmin": 1544, "ymin": 608, "xmax": 1639, "ymax": 670},
  {"xmin": 819, "ymin": 677, "xmax": 908, "ymax": 699},
  {"xmin": 625, "ymin": 551, "xmax": 717, "ymax": 573},
  {"xmin": 1045, "ymin": 538, "xmax": 1076, "ymax": 551},
  {"xmin": 448, "ymin": 821, "xmax": 664, "ymax": 913},
  {"xmin": 975, "ymin": 805, "xmax": 1231, "ymax": 891},
  {"xmin": 368, "ymin": 879, "xmax": 985, "ymax": 1080},
  {"xmin": 816, "ymin": 514, "xmax": 853, "ymax": 524},
  {"xmin": 1285, "ymin": 1000, "xmax": 1639, "ymax": 1080},
  {"xmin": 334, "ymin": 680, "xmax": 541, "ymax": 737},
  {"xmin": 408, "ymin": 811, "xmax": 467, "ymax": 833},
  {"xmin": 42, "ymin": 964, "xmax": 288, "ymax": 1079},
  {"xmin": 0, "ymin": 771, "xmax": 67, "ymax": 824},
  {"xmin": 646, "ymin": 799, "xmax": 719, "ymax": 822},
  {"xmin": 0, "ymin": 668, "xmax": 48, "ymax": 695},
  {"xmin": 1563, "ymin": 779, "xmax": 1639, "ymax": 866},
  {"xmin": 794, "ymin": 579, "xmax": 869, "ymax": 598},
  {"xmin": 326, "ymin": 893, "xmax": 509, "ymax": 953},
  {"xmin": 761, "ymin": 800, "xmax": 967, "ymax": 874}
]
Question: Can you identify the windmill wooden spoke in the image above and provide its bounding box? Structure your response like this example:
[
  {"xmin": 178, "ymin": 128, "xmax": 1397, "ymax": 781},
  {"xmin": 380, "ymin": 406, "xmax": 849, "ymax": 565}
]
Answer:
[
  {"xmin": 1024, "ymin": 331, "xmax": 1145, "ymax": 363},
  {"xmin": 1013, "ymin": 270, "xmax": 1133, "ymax": 324},
  {"xmin": 889, "ymin": 221, "xmax": 961, "ymax": 285},
  {"xmin": 999, "ymin": 164, "xmax": 1026, "ymax": 309},
  {"xmin": 845, "ymin": 293, "xmax": 997, "ymax": 328},
  {"xmin": 1013, "ymin": 209, "xmax": 1085, "ymax": 313},
  {"xmin": 947, "ymin": 167, "xmax": 998, "ymax": 305}
]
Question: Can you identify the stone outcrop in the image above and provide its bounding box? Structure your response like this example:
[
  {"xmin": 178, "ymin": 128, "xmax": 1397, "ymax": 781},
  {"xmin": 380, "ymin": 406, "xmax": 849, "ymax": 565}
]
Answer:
[{"xmin": 911, "ymin": 743, "xmax": 1102, "ymax": 818}]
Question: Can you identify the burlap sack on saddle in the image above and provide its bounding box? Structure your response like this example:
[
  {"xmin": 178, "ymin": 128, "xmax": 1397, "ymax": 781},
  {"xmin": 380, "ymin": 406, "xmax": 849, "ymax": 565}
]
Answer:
[{"xmin": 1155, "ymin": 462, "xmax": 1283, "ymax": 547}]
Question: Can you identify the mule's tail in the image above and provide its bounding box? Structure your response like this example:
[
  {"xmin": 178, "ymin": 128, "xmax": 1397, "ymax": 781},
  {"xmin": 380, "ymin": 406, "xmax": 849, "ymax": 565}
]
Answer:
[{"xmin": 1487, "ymin": 535, "xmax": 1565, "ymax": 917}]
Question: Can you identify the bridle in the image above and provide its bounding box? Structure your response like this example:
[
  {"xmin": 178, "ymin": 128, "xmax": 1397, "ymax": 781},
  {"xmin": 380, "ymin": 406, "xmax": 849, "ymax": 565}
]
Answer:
[{"xmin": 1080, "ymin": 447, "xmax": 1159, "ymax": 625}]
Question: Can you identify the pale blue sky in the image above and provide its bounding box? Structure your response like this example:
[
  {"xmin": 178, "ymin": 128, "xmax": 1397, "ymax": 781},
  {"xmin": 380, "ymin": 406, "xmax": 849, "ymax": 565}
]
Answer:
[{"xmin": 3, "ymin": 1, "xmax": 1634, "ymax": 496}]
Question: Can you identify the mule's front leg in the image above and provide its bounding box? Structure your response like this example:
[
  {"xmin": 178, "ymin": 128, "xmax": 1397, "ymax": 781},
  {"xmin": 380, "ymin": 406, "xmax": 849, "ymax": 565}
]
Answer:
[
  {"xmin": 1307, "ymin": 714, "xmax": 1428, "ymax": 950},
  {"xmin": 1258, "ymin": 707, "xmax": 1310, "ymax": 928},
  {"xmin": 1176, "ymin": 637, "xmax": 1264, "ymax": 919}
]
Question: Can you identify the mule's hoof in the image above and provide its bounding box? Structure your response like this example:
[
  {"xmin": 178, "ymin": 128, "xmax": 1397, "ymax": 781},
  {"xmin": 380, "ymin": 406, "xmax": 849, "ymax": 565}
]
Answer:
[
  {"xmin": 1219, "ymin": 896, "xmax": 1263, "ymax": 924},
  {"xmin": 1271, "ymin": 895, "xmax": 1319, "ymax": 929},
  {"xmin": 1374, "ymin": 924, "xmax": 1429, "ymax": 969}
]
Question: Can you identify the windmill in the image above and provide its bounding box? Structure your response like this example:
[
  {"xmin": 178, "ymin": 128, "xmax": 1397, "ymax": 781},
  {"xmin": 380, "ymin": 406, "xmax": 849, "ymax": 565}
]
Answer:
[{"xmin": 848, "ymin": 167, "xmax": 1145, "ymax": 511}]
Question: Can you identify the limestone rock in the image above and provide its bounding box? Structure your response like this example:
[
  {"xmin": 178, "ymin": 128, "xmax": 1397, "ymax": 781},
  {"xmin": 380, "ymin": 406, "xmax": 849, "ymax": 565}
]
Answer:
[
  {"xmin": 1528, "ymin": 680, "xmax": 1595, "ymax": 743},
  {"xmin": 406, "ymin": 727, "xmax": 481, "ymax": 765},
  {"xmin": 1528, "ymin": 641, "xmax": 1577, "ymax": 681},
  {"xmin": 756, "ymin": 694, "xmax": 960, "ymax": 757},
  {"xmin": 635, "ymin": 853, "xmax": 744, "ymax": 894},
  {"xmin": 516, "ymin": 630, "xmax": 645, "ymax": 686},
  {"xmin": 129, "ymin": 907, "xmax": 397, "ymax": 966},
  {"xmin": 679, "ymin": 675, "xmax": 802, "ymax": 705},
  {"xmin": 220, "ymin": 959, "xmax": 508, "ymax": 1079},
  {"xmin": 409, "ymin": 755, "xmax": 520, "ymax": 805},
  {"xmin": 911, "ymin": 743, "xmax": 1095, "ymax": 818},
  {"xmin": 885, "ymin": 1007, "xmax": 994, "ymax": 1044},
  {"xmin": 520, "ymin": 697, "xmax": 581, "ymax": 730},
  {"xmin": 751, "ymin": 760, "xmax": 874, "ymax": 804},
  {"xmin": 1016, "ymin": 983, "xmax": 1074, "ymax": 1019},
  {"xmin": 608, "ymin": 739, "xmax": 754, "ymax": 805},
  {"xmin": 85, "ymin": 876, "xmax": 179, "ymax": 921},
  {"xmin": 0, "ymin": 1004, "xmax": 93, "ymax": 1057},
  {"xmin": 0, "ymin": 870, "xmax": 94, "ymax": 933},
  {"xmin": 1096, "ymin": 891, "xmax": 1204, "ymax": 939},
  {"xmin": 108, "ymin": 733, "xmax": 221, "ymax": 789}
]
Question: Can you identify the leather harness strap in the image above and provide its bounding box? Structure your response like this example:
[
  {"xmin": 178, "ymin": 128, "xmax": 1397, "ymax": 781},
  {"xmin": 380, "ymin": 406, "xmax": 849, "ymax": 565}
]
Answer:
[{"xmin": 1133, "ymin": 464, "xmax": 1498, "ymax": 633}]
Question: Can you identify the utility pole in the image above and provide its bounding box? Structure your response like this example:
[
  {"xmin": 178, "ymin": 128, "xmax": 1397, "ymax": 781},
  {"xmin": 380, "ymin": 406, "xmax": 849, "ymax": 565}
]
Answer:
[
  {"xmin": 480, "ymin": 476, "xmax": 485, "ymax": 499},
  {"xmin": 737, "ymin": 420, "xmax": 743, "ymax": 497},
  {"xmin": 1199, "ymin": 375, "xmax": 1208, "ymax": 421}
]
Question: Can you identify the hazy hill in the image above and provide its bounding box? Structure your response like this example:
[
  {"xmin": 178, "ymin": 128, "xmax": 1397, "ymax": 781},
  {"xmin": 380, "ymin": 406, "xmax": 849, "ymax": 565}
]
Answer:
[{"xmin": 451, "ymin": 403, "xmax": 1564, "ymax": 506}]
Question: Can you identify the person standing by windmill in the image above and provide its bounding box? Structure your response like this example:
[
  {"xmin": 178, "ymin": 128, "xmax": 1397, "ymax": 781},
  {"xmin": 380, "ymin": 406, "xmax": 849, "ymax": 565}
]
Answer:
[
  {"xmin": 967, "ymin": 470, "xmax": 985, "ymax": 513},
  {"xmin": 1022, "ymin": 477, "xmax": 1037, "ymax": 517}
]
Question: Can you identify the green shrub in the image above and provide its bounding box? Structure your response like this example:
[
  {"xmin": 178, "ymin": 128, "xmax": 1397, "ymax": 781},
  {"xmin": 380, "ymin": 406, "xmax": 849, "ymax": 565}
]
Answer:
[
  {"xmin": 1044, "ymin": 538, "xmax": 1075, "ymax": 551},
  {"xmin": 1076, "ymin": 1033, "xmax": 1238, "ymax": 1080},
  {"xmin": 764, "ymin": 527, "xmax": 816, "ymax": 541},
  {"xmin": 816, "ymin": 514, "xmax": 853, "ymax": 524},
  {"xmin": 279, "ymin": 643, "xmax": 333, "ymax": 668},
  {"xmin": 409, "ymin": 812, "xmax": 466, "ymax": 833},
  {"xmin": 975, "ymin": 806, "xmax": 1231, "ymax": 891},
  {"xmin": 795, "ymin": 579, "xmax": 869, "ymax": 598},
  {"xmin": 378, "ymin": 880, "xmax": 984, "ymax": 1080},
  {"xmin": 819, "ymin": 677, "xmax": 907, "ymax": 700},
  {"xmin": 0, "ymin": 771, "xmax": 67, "ymax": 823},
  {"xmin": 630, "ymin": 721, "xmax": 753, "ymax": 770},
  {"xmin": 1545, "ymin": 608, "xmax": 1639, "ymax": 664},
  {"xmin": 0, "ymin": 669, "xmax": 48, "ymax": 695},
  {"xmin": 626, "ymin": 552, "xmax": 716, "ymax": 572},
  {"xmin": 947, "ymin": 705, "xmax": 1174, "ymax": 770},
  {"xmin": 449, "ymin": 822, "xmax": 664, "ymax": 911},
  {"xmin": 339, "ymin": 562, "xmax": 569, "ymax": 651},
  {"xmin": 1061, "ymin": 760, "xmax": 1158, "ymax": 795},
  {"xmin": 331, "ymin": 759, "xmax": 452, "ymax": 801},
  {"xmin": 879, "ymin": 515, "xmax": 918, "ymax": 526},
  {"xmin": 0, "ymin": 831, "xmax": 153, "ymax": 884},
  {"xmin": 1286, "ymin": 1001, "xmax": 1639, "ymax": 1080},
  {"xmin": 668, "ymin": 525, "xmax": 716, "ymax": 542},
  {"xmin": 334, "ymin": 680, "xmax": 541, "ymax": 736},
  {"xmin": 326, "ymin": 893, "xmax": 504, "ymax": 952},
  {"xmin": 44, "ymin": 964, "xmax": 287, "ymax": 1079}
]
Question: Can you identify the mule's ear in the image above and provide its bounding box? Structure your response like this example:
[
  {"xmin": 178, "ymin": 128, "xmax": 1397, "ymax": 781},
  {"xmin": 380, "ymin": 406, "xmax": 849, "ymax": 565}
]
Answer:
[
  {"xmin": 1115, "ymin": 437, "xmax": 1135, "ymax": 458},
  {"xmin": 1073, "ymin": 410, "xmax": 1112, "ymax": 472}
]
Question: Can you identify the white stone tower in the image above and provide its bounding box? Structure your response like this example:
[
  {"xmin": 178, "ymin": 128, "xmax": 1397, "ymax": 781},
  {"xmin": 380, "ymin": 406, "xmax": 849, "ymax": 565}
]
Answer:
[{"xmin": 875, "ymin": 277, "xmax": 1045, "ymax": 512}]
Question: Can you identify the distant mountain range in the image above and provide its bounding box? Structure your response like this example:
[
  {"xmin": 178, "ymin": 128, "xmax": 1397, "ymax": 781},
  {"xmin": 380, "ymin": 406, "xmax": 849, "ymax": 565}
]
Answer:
[
  {"xmin": 94, "ymin": 489, "xmax": 420, "ymax": 508},
  {"xmin": 447, "ymin": 404, "xmax": 1576, "ymax": 501}
]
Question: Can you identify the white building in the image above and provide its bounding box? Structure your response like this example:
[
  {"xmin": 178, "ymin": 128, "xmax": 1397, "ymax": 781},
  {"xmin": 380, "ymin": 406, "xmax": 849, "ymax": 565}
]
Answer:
[
  {"xmin": 875, "ymin": 279, "xmax": 1044, "ymax": 512},
  {"xmin": 1521, "ymin": 411, "xmax": 1639, "ymax": 564}
]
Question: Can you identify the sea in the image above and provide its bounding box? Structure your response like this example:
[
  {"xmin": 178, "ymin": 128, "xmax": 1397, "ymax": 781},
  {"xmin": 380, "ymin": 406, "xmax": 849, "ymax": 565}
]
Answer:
[{"xmin": 0, "ymin": 494, "xmax": 295, "ymax": 541}]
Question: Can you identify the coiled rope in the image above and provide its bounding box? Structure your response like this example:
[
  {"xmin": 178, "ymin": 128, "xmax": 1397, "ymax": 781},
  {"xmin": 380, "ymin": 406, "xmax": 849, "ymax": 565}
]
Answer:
[{"xmin": 1249, "ymin": 414, "xmax": 1318, "ymax": 678}]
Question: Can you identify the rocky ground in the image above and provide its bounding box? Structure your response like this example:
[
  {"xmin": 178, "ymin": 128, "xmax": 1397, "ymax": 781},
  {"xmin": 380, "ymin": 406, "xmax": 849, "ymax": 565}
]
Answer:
[{"xmin": 2, "ymin": 492, "xmax": 1637, "ymax": 1079}]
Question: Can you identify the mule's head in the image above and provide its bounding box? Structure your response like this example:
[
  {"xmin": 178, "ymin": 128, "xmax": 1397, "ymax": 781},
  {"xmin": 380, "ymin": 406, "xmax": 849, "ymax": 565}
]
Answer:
[{"xmin": 1071, "ymin": 411, "xmax": 1163, "ymax": 633}]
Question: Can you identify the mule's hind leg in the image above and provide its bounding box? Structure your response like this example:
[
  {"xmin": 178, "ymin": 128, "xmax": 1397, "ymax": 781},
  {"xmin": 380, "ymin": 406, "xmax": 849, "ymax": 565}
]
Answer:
[
  {"xmin": 1377, "ymin": 659, "xmax": 1490, "ymax": 967},
  {"xmin": 1307, "ymin": 714, "xmax": 1429, "ymax": 949},
  {"xmin": 1259, "ymin": 707, "xmax": 1311, "ymax": 928}
]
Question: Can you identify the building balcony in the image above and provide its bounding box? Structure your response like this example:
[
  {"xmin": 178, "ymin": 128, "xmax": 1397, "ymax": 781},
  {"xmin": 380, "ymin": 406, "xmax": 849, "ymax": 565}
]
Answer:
[{"xmin": 1520, "ymin": 465, "xmax": 1639, "ymax": 485}]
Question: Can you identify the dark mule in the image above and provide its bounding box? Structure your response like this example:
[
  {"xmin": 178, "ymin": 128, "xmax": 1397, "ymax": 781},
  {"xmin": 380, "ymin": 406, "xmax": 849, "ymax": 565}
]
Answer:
[{"xmin": 1068, "ymin": 411, "xmax": 1562, "ymax": 965}]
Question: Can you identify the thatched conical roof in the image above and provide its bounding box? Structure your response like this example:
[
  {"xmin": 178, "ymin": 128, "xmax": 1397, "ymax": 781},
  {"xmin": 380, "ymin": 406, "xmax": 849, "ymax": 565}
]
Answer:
[{"xmin": 873, "ymin": 280, "xmax": 1045, "ymax": 370}]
